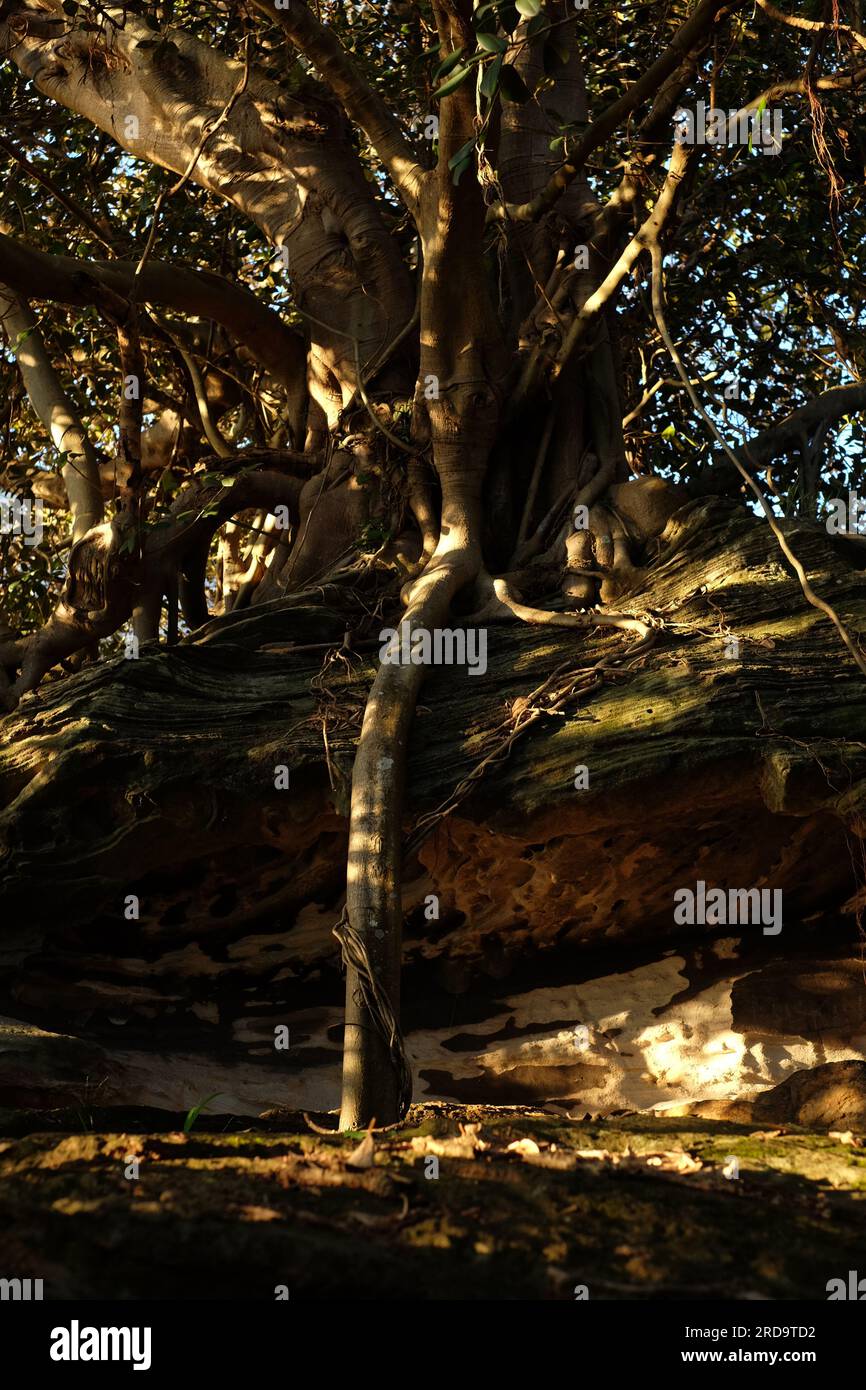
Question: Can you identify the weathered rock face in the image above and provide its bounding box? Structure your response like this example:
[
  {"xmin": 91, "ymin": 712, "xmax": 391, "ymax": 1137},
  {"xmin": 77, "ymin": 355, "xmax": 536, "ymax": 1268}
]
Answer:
[
  {"xmin": 3, "ymin": 935, "xmax": 866, "ymax": 1117},
  {"xmin": 686, "ymin": 1059, "xmax": 866, "ymax": 1129},
  {"xmin": 1, "ymin": 498, "xmax": 865, "ymax": 1114}
]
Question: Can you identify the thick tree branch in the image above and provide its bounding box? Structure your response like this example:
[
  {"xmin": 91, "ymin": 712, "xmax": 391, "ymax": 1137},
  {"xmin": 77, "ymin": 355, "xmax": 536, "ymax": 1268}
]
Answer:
[
  {"xmin": 249, "ymin": 0, "xmax": 426, "ymax": 219},
  {"xmin": 0, "ymin": 290, "xmax": 103, "ymax": 540},
  {"xmin": 739, "ymin": 383, "xmax": 866, "ymax": 465},
  {"xmin": 599, "ymin": 57, "xmax": 700, "ymax": 239},
  {"xmin": 0, "ymin": 0, "xmax": 414, "ymax": 416},
  {"xmin": 540, "ymin": 142, "xmax": 694, "ymax": 384},
  {"xmin": 489, "ymin": 0, "xmax": 747, "ymax": 223},
  {"xmin": 0, "ymin": 232, "xmax": 307, "ymax": 415},
  {"xmin": 756, "ymin": 0, "xmax": 866, "ymax": 50},
  {"xmin": 737, "ymin": 60, "xmax": 866, "ymax": 112}
]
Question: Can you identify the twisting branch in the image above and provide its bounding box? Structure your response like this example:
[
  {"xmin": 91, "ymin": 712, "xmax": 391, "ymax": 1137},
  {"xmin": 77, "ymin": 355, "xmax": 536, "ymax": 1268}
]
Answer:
[
  {"xmin": 86, "ymin": 283, "xmax": 145, "ymax": 512},
  {"xmin": 739, "ymin": 383, "xmax": 866, "ymax": 468},
  {"xmin": 148, "ymin": 308, "xmax": 233, "ymax": 460},
  {"xmin": 488, "ymin": 0, "xmax": 747, "ymax": 223},
  {"xmin": 249, "ymin": 0, "xmax": 426, "ymax": 219},
  {"xmin": 756, "ymin": 0, "xmax": 866, "ymax": 50},
  {"xmin": 0, "ymin": 233, "xmax": 308, "ymax": 401},
  {"xmin": 599, "ymin": 59, "xmax": 701, "ymax": 238},
  {"xmin": 736, "ymin": 60, "xmax": 866, "ymax": 116},
  {"xmin": 551, "ymin": 143, "xmax": 694, "ymax": 379},
  {"xmin": 0, "ymin": 289, "xmax": 103, "ymax": 539},
  {"xmin": 0, "ymin": 133, "xmax": 114, "ymax": 251}
]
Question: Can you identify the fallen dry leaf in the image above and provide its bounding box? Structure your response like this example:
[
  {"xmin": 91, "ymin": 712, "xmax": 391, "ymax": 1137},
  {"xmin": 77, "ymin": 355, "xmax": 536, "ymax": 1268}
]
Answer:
[
  {"xmin": 506, "ymin": 1138, "xmax": 541, "ymax": 1156},
  {"xmin": 829, "ymin": 1130, "xmax": 862, "ymax": 1147},
  {"xmin": 410, "ymin": 1135, "xmax": 479, "ymax": 1159},
  {"xmin": 644, "ymin": 1151, "xmax": 703, "ymax": 1174},
  {"xmin": 348, "ymin": 1196, "xmax": 409, "ymax": 1228},
  {"xmin": 237, "ymin": 1205, "xmax": 282, "ymax": 1222},
  {"xmin": 458, "ymin": 1122, "xmax": 488, "ymax": 1151},
  {"xmin": 346, "ymin": 1132, "xmax": 376, "ymax": 1170}
]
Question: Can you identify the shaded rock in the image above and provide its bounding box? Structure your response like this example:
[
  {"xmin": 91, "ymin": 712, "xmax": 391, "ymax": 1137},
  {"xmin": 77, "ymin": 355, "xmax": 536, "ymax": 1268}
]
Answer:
[
  {"xmin": 1, "ymin": 500, "xmax": 865, "ymax": 1112},
  {"xmin": 752, "ymin": 1059, "xmax": 866, "ymax": 1130},
  {"xmin": 3, "ymin": 937, "xmax": 866, "ymax": 1117},
  {"xmin": 678, "ymin": 1060, "xmax": 866, "ymax": 1131}
]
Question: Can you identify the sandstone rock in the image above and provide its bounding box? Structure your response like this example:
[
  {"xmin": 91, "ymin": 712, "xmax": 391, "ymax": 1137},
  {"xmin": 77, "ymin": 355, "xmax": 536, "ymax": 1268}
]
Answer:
[
  {"xmin": 752, "ymin": 1059, "xmax": 866, "ymax": 1130},
  {"xmin": 1, "ymin": 499, "xmax": 865, "ymax": 1114}
]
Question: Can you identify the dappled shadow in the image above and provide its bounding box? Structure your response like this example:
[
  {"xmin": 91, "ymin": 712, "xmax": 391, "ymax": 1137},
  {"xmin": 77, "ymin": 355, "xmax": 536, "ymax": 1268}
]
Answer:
[{"xmin": 1, "ymin": 1105, "xmax": 865, "ymax": 1299}]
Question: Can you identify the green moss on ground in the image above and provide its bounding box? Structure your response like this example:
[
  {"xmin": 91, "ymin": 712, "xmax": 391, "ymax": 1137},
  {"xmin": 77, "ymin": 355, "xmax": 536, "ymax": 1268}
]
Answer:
[{"xmin": 1, "ymin": 1103, "xmax": 864, "ymax": 1299}]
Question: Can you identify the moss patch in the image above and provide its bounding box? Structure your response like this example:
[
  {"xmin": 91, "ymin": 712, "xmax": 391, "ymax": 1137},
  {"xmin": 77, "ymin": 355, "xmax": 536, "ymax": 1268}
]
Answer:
[{"xmin": 1, "ymin": 1103, "xmax": 864, "ymax": 1299}]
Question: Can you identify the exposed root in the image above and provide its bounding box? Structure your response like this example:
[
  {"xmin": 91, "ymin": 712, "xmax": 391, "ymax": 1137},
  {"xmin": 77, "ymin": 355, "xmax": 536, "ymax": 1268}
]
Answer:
[
  {"xmin": 407, "ymin": 617, "xmax": 660, "ymax": 855},
  {"xmin": 333, "ymin": 908, "xmax": 412, "ymax": 1118},
  {"xmin": 337, "ymin": 531, "xmax": 659, "ymax": 1127},
  {"xmin": 471, "ymin": 573, "xmax": 659, "ymax": 641},
  {"xmin": 339, "ymin": 524, "xmax": 482, "ymax": 1130}
]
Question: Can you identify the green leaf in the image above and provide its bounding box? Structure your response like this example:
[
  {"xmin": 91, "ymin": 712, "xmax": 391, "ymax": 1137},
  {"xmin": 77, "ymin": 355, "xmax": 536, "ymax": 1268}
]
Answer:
[
  {"xmin": 499, "ymin": 63, "xmax": 531, "ymax": 103},
  {"xmin": 183, "ymin": 1093, "xmax": 221, "ymax": 1134},
  {"xmin": 434, "ymin": 45, "xmax": 465, "ymax": 80},
  {"xmin": 526, "ymin": 12, "xmax": 549, "ymax": 37},
  {"xmin": 660, "ymin": 423, "xmax": 676, "ymax": 440},
  {"xmin": 477, "ymin": 31, "xmax": 508, "ymax": 53},
  {"xmin": 515, "ymin": 0, "xmax": 542, "ymax": 15},
  {"xmin": 480, "ymin": 53, "xmax": 504, "ymax": 99},
  {"xmin": 448, "ymin": 138, "xmax": 475, "ymax": 184},
  {"xmin": 433, "ymin": 63, "xmax": 473, "ymax": 100}
]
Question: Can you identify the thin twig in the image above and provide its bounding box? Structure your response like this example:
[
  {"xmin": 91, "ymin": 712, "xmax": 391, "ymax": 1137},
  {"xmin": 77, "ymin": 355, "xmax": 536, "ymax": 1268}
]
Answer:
[{"xmin": 648, "ymin": 237, "xmax": 866, "ymax": 681}]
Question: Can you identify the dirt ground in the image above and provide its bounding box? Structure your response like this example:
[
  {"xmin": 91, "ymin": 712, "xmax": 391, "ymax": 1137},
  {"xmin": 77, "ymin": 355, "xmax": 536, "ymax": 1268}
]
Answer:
[{"xmin": 1, "ymin": 1103, "xmax": 864, "ymax": 1299}]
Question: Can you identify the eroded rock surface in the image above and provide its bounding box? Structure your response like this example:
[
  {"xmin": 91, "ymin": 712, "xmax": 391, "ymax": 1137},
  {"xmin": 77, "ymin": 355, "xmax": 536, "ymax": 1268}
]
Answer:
[{"xmin": 1, "ymin": 499, "xmax": 865, "ymax": 1113}]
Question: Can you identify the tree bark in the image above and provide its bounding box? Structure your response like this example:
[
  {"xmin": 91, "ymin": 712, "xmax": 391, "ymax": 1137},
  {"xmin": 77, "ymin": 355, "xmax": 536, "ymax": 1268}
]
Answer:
[{"xmin": 0, "ymin": 291, "xmax": 103, "ymax": 539}]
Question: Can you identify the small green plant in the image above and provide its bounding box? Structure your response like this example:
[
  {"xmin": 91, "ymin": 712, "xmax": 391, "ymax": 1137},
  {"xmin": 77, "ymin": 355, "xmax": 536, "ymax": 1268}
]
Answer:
[
  {"xmin": 183, "ymin": 1092, "xmax": 222, "ymax": 1134},
  {"xmin": 355, "ymin": 519, "xmax": 392, "ymax": 554}
]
